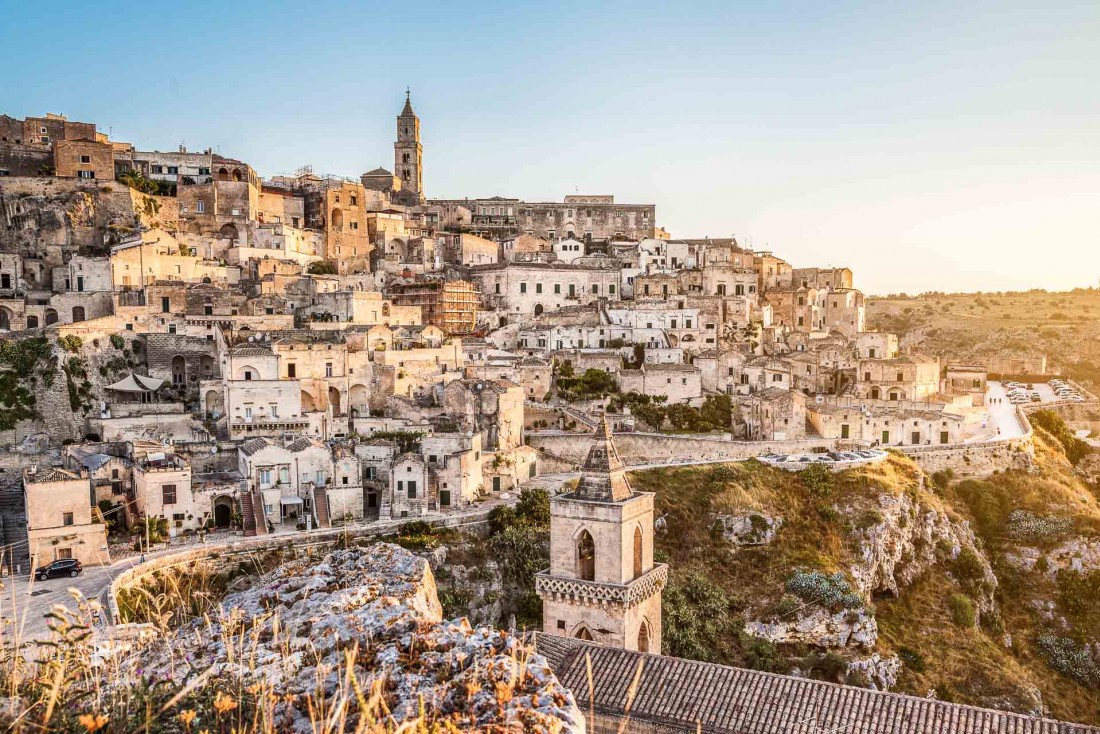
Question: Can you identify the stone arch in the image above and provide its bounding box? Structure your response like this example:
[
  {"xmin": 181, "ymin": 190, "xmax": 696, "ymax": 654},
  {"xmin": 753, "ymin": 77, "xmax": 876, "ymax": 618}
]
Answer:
[
  {"xmin": 232, "ymin": 168, "xmax": 242, "ymax": 182},
  {"xmin": 633, "ymin": 525, "xmax": 643, "ymax": 579},
  {"xmin": 235, "ymin": 364, "xmax": 259, "ymax": 381},
  {"xmin": 45, "ymin": 308, "xmax": 58, "ymax": 326},
  {"xmin": 870, "ymin": 386, "xmax": 881, "ymax": 400},
  {"xmin": 205, "ymin": 388, "xmax": 222, "ymax": 416},
  {"xmin": 534, "ymin": 303, "xmax": 544, "ymax": 317},
  {"xmin": 71, "ymin": 306, "xmax": 85, "ymax": 322},
  {"xmin": 637, "ymin": 618, "xmax": 650, "ymax": 653},
  {"xmin": 200, "ymin": 354, "xmax": 215, "ymax": 376},
  {"xmin": 888, "ymin": 388, "xmax": 903, "ymax": 401},
  {"xmin": 330, "ymin": 208, "xmax": 344, "ymax": 231},
  {"xmin": 577, "ymin": 528, "xmax": 595, "ymax": 581},
  {"xmin": 0, "ymin": 306, "xmax": 11, "ymax": 331},
  {"xmin": 328, "ymin": 386, "xmax": 343, "ymax": 416},
  {"xmin": 212, "ymin": 495, "xmax": 234, "ymax": 528},
  {"xmin": 573, "ymin": 625, "xmax": 594, "ymax": 641},
  {"xmin": 171, "ymin": 355, "xmax": 187, "ymax": 385},
  {"xmin": 301, "ymin": 388, "xmax": 318, "ymax": 412},
  {"xmin": 219, "ymin": 223, "xmax": 239, "ymax": 241},
  {"xmin": 350, "ymin": 384, "xmax": 370, "ymax": 412},
  {"xmin": 26, "ymin": 314, "xmax": 38, "ymax": 329},
  {"xmin": 217, "ymin": 168, "xmax": 229, "ymax": 181}
]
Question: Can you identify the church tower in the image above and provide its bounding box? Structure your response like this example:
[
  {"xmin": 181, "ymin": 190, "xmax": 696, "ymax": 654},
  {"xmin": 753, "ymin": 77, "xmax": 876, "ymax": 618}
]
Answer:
[
  {"xmin": 394, "ymin": 89, "xmax": 423, "ymax": 201},
  {"xmin": 536, "ymin": 418, "xmax": 667, "ymax": 653}
]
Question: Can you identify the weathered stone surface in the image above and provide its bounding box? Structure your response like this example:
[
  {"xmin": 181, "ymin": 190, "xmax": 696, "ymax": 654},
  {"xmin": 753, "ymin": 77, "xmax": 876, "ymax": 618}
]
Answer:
[
  {"xmin": 744, "ymin": 607, "xmax": 878, "ymax": 650},
  {"xmin": 138, "ymin": 544, "xmax": 583, "ymax": 733},
  {"xmin": 847, "ymin": 653, "xmax": 901, "ymax": 691},
  {"xmin": 712, "ymin": 512, "xmax": 782, "ymax": 546},
  {"xmin": 1006, "ymin": 537, "xmax": 1100, "ymax": 576}
]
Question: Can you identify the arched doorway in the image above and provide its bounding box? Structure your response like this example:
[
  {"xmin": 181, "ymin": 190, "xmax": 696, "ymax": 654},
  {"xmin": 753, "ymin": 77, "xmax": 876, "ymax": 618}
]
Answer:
[
  {"xmin": 637, "ymin": 620, "xmax": 650, "ymax": 653},
  {"xmin": 219, "ymin": 223, "xmax": 239, "ymax": 241},
  {"xmin": 534, "ymin": 303, "xmax": 544, "ymax": 316},
  {"xmin": 217, "ymin": 168, "xmax": 229, "ymax": 181},
  {"xmin": 171, "ymin": 355, "xmax": 186, "ymax": 385},
  {"xmin": 888, "ymin": 389, "xmax": 902, "ymax": 401},
  {"xmin": 45, "ymin": 308, "xmax": 58, "ymax": 326},
  {"xmin": 231, "ymin": 168, "xmax": 242, "ymax": 182},
  {"xmin": 328, "ymin": 386, "xmax": 342, "ymax": 416},
  {"xmin": 633, "ymin": 526, "xmax": 643, "ymax": 579},
  {"xmin": 0, "ymin": 307, "xmax": 11, "ymax": 330},
  {"xmin": 575, "ymin": 626, "xmax": 594, "ymax": 641},
  {"xmin": 205, "ymin": 389, "xmax": 221, "ymax": 416},
  {"xmin": 212, "ymin": 496, "xmax": 234, "ymax": 528},
  {"xmin": 26, "ymin": 315, "xmax": 38, "ymax": 328},
  {"xmin": 301, "ymin": 390, "xmax": 318, "ymax": 412},
  {"xmin": 870, "ymin": 386, "xmax": 880, "ymax": 400},
  {"xmin": 577, "ymin": 529, "xmax": 595, "ymax": 581},
  {"xmin": 71, "ymin": 306, "xmax": 85, "ymax": 322}
]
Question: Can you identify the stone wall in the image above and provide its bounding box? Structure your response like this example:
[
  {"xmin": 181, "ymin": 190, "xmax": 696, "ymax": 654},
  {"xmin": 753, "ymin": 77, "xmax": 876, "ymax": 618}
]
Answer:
[{"xmin": 527, "ymin": 431, "xmax": 836, "ymax": 466}]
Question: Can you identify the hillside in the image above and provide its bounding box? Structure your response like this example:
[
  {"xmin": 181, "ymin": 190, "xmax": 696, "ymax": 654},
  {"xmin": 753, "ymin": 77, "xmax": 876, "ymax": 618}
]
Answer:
[
  {"xmin": 629, "ymin": 425, "xmax": 1100, "ymax": 724},
  {"xmin": 866, "ymin": 289, "xmax": 1100, "ymax": 389}
]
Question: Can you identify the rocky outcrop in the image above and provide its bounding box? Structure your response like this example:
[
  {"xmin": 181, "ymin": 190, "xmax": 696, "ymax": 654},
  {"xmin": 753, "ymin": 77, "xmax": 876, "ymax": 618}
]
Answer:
[
  {"xmin": 427, "ymin": 545, "xmax": 507, "ymax": 626},
  {"xmin": 136, "ymin": 544, "xmax": 583, "ymax": 733},
  {"xmin": 847, "ymin": 490, "xmax": 997, "ymax": 613},
  {"xmin": 712, "ymin": 512, "xmax": 783, "ymax": 546},
  {"xmin": 847, "ymin": 653, "xmax": 901, "ymax": 691},
  {"xmin": 744, "ymin": 607, "xmax": 878, "ymax": 650},
  {"xmin": 1007, "ymin": 537, "xmax": 1100, "ymax": 576}
]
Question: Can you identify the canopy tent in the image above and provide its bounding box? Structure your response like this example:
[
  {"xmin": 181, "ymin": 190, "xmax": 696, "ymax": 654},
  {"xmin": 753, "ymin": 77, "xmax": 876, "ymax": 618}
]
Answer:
[{"xmin": 105, "ymin": 373, "xmax": 165, "ymax": 394}]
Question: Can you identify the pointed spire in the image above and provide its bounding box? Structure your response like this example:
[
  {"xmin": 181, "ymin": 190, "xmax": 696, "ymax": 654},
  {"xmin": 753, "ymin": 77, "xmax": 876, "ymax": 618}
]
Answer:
[
  {"xmin": 573, "ymin": 416, "xmax": 632, "ymax": 502},
  {"xmin": 401, "ymin": 87, "xmax": 415, "ymax": 117}
]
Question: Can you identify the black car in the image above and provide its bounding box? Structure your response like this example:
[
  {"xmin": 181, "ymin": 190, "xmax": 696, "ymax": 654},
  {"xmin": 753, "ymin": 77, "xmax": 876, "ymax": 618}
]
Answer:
[{"xmin": 35, "ymin": 558, "xmax": 83, "ymax": 580}]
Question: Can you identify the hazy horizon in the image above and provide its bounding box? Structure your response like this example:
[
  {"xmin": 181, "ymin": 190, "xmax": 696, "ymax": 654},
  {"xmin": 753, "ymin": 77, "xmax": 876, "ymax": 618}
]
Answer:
[{"xmin": 3, "ymin": 0, "xmax": 1097, "ymax": 295}]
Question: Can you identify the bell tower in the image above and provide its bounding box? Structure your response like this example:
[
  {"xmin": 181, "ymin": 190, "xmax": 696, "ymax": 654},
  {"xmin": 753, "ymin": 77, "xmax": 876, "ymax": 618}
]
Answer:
[
  {"xmin": 394, "ymin": 88, "xmax": 423, "ymax": 201},
  {"xmin": 536, "ymin": 418, "xmax": 667, "ymax": 653}
]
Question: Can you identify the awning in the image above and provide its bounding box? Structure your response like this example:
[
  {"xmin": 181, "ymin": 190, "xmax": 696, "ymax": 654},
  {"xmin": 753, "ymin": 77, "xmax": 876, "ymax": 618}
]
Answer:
[
  {"xmin": 105, "ymin": 373, "xmax": 165, "ymax": 393},
  {"xmin": 279, "ymin": 497, "xmax": 304, "ymax": 506}
]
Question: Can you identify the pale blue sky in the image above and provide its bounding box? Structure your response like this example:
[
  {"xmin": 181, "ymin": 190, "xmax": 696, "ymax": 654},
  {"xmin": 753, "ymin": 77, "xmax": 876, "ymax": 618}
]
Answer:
[{"xmin": 2, "ymin": 0, "xmax": 1097, "ymax": 294}]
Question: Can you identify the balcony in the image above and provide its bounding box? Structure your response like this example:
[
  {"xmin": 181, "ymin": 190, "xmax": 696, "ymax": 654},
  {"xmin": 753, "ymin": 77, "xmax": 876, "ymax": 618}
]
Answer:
[{"xmin": 535, "ymin": 564, "xmax": 668, "ymax": 609}]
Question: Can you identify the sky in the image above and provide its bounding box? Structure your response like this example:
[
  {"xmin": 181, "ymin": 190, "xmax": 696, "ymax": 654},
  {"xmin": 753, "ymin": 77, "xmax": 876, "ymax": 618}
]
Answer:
[{"xmin": 1, "ymin": 0, "xmax": 1098, "ymax": 295}]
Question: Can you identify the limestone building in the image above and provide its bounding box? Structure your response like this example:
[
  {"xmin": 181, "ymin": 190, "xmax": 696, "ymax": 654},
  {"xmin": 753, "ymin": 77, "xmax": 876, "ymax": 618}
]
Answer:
[
  {"xmin": 394, "ymin": 90, "xmax": 423, "ymax": 202},
  {"xmin": 536, "ymin": 419, "xmax": 667, "ymax": 653}
]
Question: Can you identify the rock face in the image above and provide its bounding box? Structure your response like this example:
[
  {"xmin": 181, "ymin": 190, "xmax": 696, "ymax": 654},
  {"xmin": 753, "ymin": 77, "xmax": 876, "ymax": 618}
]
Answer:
[
  {"xmin": 744, "ymin": 607, "xmax": 878, "ymax": 650},
  {"xmin": 139, "ymin": 544, "xmax": 584, "ymax": 733},
  {"xmin": 847, "ymin": 653, "xmax": 901, "ymax": 691},
  {"xmin": 1007, "ymin": 538, "xmax": 1100, "ymax": 576},
  {"xmin": 713, "ymin": 512, "xmax": 783, "ymax": 546},
  {"xmin": 848, "ymin": 490, "xmax": 997, "ymax": 613}
]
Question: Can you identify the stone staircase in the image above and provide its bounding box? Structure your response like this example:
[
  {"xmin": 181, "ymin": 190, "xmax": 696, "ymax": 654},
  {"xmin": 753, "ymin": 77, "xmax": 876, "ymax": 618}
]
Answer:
[
  {"xmin": 313, "ymin": 486, "xmax": 331, "ymax": 529},
  {"xmin": 241, "ymin": 488, "xmax": 270, "ymax": 537}
]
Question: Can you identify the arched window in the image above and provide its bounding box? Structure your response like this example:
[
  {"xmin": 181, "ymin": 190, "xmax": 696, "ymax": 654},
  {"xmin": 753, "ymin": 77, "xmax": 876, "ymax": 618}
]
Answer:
[
  {"xmin": 231, "ymin": 168, "xmax": 242, "ymax": 182},
  {"xmin": 633, "ymin": 526, "xmax": 643, "ymax": 579},
  {"xmin": 331, "ymin": 208, "xmax": 344, "ymax": 231},
  {"xmin": 577, "ymin": 530, "xmax": 595, "ymax": 581},
  {"xmin": 575, "ymin": 626, "xmax": 593, "ymax": 641},
  {"xmin": 45, "ymin": 308, "xmax": 58, "ymax": 326},
  {"xmin": 217, "ymin": 168, "xmax": 229, "ymax": 181},
  {"xmin": 637, "ymin": 620, "xmax": 649, "ymax": 653}
]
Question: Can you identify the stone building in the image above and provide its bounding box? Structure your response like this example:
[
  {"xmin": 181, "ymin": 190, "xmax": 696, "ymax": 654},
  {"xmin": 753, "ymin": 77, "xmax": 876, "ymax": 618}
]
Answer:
[
  {"xmin": 132, "ymin": 450, "xmax": 198, "ymax": 536},
  {"xmin": 536, "ymin": 419, "xmax": 667, "ymax": 653},
  {"xmin": 808, "ymin": 402, "xmax": 962, "ymax": 446},
  {"xmin": 855, "ymin": 354, "xmax": 941, "ymax": 402},
  {"xmin": 473, "ymin": 260, "xmax": 622, "ymax": 317},
  {"xmin": 736, "ymin": 388, "xmax": 806, "ymax": 440},
  {"xmin": 54, "ymin": 138, "xmax": 114, "ymax": 181},
  {"xmin": 23, "ymin": 466, "xmax": 109, "ymax": 567},
  {"xmin": 394, "ymin": 91, "xmax": 424, "ymax": 202},
  {"xmin": 385, "ymin": 278, "xmax": 478, "ymax": 335},
  {"xmin": 619, "ymin": 363, "xmax": 703, "ymax": 405}
]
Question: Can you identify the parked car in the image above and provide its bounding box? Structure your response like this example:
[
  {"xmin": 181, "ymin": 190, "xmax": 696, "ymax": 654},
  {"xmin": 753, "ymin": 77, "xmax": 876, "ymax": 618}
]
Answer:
[{"xmin": 35, "ymin": 558, "xmax": 83, "ymax": 581}]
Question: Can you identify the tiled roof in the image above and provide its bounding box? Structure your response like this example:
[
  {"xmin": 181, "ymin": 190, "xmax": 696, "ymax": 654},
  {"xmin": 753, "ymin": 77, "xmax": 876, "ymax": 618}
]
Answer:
[
  {"xmin": 25, "ymin": 467, "xmax": 81, "ymax": 484},
  {"xmin": 239, "ymin": 437, "xmax": 271, "ymax": 456},
  {"xmin": 286, "ymin": 437, "xmax": 321, "ymax": 453},
  {"xmin": 534, "ymin": 635, "xmax": 1100, "ymax": 734}
]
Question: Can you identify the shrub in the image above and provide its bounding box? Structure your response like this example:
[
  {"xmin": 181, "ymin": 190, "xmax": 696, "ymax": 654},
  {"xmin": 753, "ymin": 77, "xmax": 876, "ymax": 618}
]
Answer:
[
  {"xmin": 739, "ymin": 632, "xmax": 785, "ymax": 673},
  {"xmin": 663, "ymin": 570, "xmax": 738, "ymax": 661},
  {"xmin": 950, "ymin": 547, "xmax": 985, "ymax": 584},
  {"xmin": 898, "ymin": 646, "xmax": 926, "ymax": 672},
  {"xmin": 785, "ymin": 569, "xmax": 863, "ymax": 611},
  {"xmin": 799, "ymin": 463, "xmax": 834, "ymax": 499},
  {"xmin": 1037, "ymin": 633, "xmax": 1100, "ymax": 685},
  {"xmin": 307, "ymin": 260, "xmax": 338, "ymax": 275},
  {"xmin": 1029, "ymin": 410, "xmax": 1090, "ymax": 464},
  {"xmin": 930, "ymin": 469, "xmax": 954, "ymax": 491},
  {"xmin": 1007, "ymin": 509, "xmax": 1073, "ymax": 543},
  {"xmin": 948, "ymin": 593, "xmax": 976, "ymax": 627},
  {"xmin": 58, "ymin": 334, "xmax": 83, "ymax": 353},
  {"xmin": 109, "ymin": 334, "xmax": 126, "ymax": 350}
]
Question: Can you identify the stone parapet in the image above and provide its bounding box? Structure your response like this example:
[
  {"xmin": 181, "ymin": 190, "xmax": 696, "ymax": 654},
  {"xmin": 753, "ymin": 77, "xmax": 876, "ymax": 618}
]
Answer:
[{"xmin": 535, "ymin": 563, "xmax": 668, "ymax": 610}]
